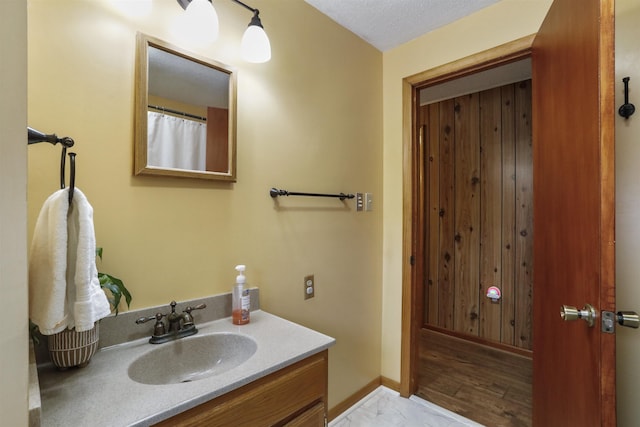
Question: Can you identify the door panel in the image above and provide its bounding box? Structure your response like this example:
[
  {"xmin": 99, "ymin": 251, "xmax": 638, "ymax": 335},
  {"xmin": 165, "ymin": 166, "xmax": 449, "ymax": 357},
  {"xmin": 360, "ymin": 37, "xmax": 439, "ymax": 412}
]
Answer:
[
  {"xmin": 453, "ymin": 93, "xmax": 481, "ymax": 336},
  {"xmin": 532, "ymin": 0, "xmax": 615, "ymax": 425},
  {"xmin": 438, "ymin": 99, "xmax": 456, "ymax": 330}
]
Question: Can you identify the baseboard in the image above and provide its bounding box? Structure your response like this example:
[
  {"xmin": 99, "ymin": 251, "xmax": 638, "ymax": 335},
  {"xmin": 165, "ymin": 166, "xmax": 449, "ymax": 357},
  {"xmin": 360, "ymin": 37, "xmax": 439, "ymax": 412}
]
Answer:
[
  {"xmin": 327, "ymin": 376, "xmax": 402, "ymax": 421},
  {"xmin": 328, "ymin": 377, "xmax": 381, "ymax": 421},
  {"xmin": 380, "ymin": 376, "xmax": 400, "ymax": 393}
]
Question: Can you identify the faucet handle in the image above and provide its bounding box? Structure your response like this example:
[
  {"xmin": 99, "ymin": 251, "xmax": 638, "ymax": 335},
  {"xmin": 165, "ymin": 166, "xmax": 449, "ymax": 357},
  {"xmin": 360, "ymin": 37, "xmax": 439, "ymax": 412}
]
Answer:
[
  {"xmin": 184, "ymin": 303, "xmax": 207, "ymax": 314},
  {"xmin": 151, "ymin": 313, "xmax": 166, "ymax": 336},
  {"xmin": 182, "ymin": 303, "xmax": 207, "ymax": 328},
  {"xmin": 136, "ymin": 313, "xmax": 167, "ymax": 339},
  {"xmin": 135, "ymin": 312, "xmax": 164, "ymax": 324}
]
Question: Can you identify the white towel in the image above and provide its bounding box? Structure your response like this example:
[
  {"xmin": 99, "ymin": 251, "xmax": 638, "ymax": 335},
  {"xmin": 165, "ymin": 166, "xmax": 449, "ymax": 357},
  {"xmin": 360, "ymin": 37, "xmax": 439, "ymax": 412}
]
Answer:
[{"xmin": 29, "ymin": 188, "xmax": 111, "ymax": 335}]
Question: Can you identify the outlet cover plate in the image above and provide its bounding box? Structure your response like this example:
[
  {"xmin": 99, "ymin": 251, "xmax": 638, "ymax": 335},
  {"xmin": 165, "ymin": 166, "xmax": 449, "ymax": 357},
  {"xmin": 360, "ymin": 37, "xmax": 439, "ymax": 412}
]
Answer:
[{"xmin": 304, "ymin": 274, "xmax": 315, "ymax": 300}]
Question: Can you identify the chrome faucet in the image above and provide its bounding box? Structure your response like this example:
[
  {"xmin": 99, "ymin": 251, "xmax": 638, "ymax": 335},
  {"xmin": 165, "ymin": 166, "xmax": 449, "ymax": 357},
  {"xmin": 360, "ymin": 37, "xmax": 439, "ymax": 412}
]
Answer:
[{"xmin": 135, "ymin": 300, "xmax": 207, "ymax": 344}]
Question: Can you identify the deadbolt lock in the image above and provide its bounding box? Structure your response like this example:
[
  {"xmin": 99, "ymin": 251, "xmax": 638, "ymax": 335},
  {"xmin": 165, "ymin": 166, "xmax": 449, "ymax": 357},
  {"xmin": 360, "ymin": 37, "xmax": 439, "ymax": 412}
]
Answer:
[
  {"xmin": 561, "ymin": 304, "xmax": 597, "ymax": 327},
  {"xmin": 601, "ymin": 310, "xmax": 640, "ymax": 333},
  {"xmin": 617, "ymin": 311, "xmax": 640, "ymax": 328}
]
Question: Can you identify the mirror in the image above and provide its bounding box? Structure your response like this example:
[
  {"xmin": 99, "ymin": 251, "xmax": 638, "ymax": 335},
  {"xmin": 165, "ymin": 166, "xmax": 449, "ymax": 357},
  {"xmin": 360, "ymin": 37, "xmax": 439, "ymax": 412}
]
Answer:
[{"xmin": 134, "ymin": 33, "xmax": 237, "ymax": 181}]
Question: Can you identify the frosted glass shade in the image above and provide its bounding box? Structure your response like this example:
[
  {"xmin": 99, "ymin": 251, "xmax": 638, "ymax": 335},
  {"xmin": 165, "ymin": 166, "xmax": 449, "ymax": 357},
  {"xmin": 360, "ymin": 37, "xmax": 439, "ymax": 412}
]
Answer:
[
  {"xmin": 241, "ymin": 25, "xmax": 271, "ymax": 63},
  {"xmin": 184, "ymin": 0, "xmax": 219, "ymax": 43}
]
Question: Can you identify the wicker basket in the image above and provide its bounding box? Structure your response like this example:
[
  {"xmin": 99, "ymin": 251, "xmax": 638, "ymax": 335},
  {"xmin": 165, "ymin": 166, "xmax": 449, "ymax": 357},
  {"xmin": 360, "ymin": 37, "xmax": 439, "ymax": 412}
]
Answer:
[{"xmin": 47, "ymin": 322, "xmax": 99, "ymax": 369}]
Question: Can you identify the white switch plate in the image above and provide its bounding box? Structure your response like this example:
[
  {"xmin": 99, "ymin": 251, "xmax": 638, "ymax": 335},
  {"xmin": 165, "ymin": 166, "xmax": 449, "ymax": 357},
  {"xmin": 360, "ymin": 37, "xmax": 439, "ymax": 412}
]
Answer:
[{"xmin": 364, "ymin": 193, "xmax": 373, "ymax": 211}]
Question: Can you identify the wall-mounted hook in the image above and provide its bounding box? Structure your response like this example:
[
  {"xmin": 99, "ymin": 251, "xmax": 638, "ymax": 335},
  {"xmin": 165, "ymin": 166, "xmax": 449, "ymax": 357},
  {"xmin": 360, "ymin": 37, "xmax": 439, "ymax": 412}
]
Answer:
[{"xmin": 619, "ymin": 77, "xmax": 636, "ymax": 119}]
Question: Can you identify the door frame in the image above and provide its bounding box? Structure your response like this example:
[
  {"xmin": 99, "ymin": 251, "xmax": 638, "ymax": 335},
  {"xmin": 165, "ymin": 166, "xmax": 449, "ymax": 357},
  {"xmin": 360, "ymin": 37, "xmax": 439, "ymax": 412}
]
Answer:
[{"xmin": 400, "ymin": 35, "xmax": 536, "ymax": 397}]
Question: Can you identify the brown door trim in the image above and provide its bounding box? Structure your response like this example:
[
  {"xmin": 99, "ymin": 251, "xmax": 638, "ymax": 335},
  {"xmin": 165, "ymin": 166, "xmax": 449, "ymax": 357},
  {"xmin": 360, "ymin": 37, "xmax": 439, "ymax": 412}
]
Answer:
[{"xmin": 400, "ymin": 34, "xmax": 536, "ymax": 397}]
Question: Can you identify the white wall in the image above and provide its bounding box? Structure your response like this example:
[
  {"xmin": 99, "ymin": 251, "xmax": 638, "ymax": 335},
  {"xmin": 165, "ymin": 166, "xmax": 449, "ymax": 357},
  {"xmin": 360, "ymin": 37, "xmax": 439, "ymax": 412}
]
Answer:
[
  {"xmin": 615, "ymin": 0, "xmax": 640, "ymax": 424},
  {"xmin": 0, "ymin": 0, "xmax": 28, "ymax": 424}
]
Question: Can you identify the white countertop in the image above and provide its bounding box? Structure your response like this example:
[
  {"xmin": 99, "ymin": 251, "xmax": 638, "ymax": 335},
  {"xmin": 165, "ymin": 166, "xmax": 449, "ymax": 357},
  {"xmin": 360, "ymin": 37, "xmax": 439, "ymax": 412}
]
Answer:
[{"xmin": 37, "ymin": 310, "xmax": 335, "ymax": 426}]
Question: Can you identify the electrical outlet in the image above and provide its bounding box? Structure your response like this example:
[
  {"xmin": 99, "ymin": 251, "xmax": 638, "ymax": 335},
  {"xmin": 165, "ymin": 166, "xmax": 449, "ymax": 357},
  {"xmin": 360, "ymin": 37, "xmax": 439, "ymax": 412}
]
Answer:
[{"xmin": 304, "ymin": 274, "xmax": 315, "ymax": 300}]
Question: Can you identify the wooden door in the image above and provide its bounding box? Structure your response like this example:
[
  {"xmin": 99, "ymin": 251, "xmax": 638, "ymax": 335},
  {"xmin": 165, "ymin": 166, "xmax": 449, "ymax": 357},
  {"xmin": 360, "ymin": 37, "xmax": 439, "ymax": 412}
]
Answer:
[{"xmin": 532, "ymin": 0, "xmax": 615, "ymax": 425}]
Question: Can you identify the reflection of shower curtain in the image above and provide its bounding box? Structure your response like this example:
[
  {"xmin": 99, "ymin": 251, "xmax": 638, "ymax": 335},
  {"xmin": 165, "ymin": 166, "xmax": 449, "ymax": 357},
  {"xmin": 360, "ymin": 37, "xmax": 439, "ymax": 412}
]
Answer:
[{"xmin": 147, "ymin": 111, "xmax": 206, "ymax": 171}]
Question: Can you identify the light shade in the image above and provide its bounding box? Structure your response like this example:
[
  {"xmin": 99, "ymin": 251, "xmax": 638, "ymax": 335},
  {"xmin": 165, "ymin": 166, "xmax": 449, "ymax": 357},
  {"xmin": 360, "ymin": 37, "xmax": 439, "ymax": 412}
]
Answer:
[
  {"xmin": 183, "ymin": 0, "xmax": 219, "ymax": 43},
  {"xmin": 241, "ymin": 13, "xmax": 271, "ymax": 63}
]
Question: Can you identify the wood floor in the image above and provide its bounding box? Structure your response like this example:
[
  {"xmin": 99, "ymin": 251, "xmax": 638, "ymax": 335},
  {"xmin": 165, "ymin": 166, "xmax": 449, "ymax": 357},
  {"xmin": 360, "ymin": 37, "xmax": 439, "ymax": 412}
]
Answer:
[{"xmin": 416, "ymin": 328, "xmax": 532, "ymax": 426}]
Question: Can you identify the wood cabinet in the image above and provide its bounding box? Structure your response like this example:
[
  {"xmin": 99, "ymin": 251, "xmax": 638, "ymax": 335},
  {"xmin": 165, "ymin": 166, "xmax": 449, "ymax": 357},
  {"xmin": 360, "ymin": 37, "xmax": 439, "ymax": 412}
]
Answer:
[{"xmin": 155, "ymin": 350, "xmax": 328, "ymax": 427}]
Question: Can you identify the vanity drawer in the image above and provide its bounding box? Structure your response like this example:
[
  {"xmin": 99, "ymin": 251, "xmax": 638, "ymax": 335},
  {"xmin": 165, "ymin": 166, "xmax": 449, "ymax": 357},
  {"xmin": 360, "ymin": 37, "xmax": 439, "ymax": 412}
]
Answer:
[
  {"xmin": 283, "ymin": 402, "xmax": 326, "ymax": 427},
  {"xmin": 155, "ymin": 350, "xmax": 328, "ymax": 427}
]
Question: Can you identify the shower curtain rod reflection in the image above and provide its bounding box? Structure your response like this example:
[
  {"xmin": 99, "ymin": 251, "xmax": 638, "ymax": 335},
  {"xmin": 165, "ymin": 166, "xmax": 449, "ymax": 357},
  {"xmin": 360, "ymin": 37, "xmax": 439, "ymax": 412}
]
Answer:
[
  {"xmin": 270, "ymin": 187, "xmax": 355, "ymax": 201},
  {"xmin": 148, "ymin": 105, "xmax": 207, "ymax": 122}
]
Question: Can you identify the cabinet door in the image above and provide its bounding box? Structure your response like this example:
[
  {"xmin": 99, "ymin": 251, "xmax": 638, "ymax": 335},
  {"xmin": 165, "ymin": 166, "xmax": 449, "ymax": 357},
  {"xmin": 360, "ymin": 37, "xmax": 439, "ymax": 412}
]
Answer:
[{"xmin": 155, "ymin": 351, "xmax": 328, "ymax": 427}]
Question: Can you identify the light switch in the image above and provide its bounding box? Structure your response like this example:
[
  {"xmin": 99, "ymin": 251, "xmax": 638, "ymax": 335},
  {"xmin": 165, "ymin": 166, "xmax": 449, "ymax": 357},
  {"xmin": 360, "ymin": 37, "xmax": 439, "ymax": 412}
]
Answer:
[{"xmin": 364, "ymin": 193, "xmax": 373, "ymax": 211}]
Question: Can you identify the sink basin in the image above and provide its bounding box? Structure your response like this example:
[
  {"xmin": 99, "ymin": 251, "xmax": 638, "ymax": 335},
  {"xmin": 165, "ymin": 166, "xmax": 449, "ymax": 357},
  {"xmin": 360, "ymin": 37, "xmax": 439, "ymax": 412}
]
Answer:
[{"xmin": 128, "ymin": 333, "xmax": 257, "ymax": 385}]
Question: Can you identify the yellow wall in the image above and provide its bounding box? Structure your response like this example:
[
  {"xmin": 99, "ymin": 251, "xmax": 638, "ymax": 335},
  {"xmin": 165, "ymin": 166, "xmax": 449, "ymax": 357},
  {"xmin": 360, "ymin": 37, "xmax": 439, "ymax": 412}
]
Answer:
[
  {"xmin": 615, "ymin": 0, "xmax": 640, "ymax": 424},
  {"xmin": 380, "ymin": 0, "xmax": 553, "ymax": 381},
  {"xmin": 1, "ymin": 0, "xmax": 28, "ymax": 425},
  {"xmin": 27, "ymin": 0, "xmax": 382, "ymax": 409},
  {"xmin": 22, "ymin": 0, "xmax": 640, "ymax": 422}
]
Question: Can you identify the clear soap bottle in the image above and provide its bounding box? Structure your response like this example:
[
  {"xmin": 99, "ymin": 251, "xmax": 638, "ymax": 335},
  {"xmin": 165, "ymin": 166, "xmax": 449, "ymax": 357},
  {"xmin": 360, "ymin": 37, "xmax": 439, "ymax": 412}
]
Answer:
[{"xmin": 232, "ymin": 264, "xmax": 250, "ymax": 325}]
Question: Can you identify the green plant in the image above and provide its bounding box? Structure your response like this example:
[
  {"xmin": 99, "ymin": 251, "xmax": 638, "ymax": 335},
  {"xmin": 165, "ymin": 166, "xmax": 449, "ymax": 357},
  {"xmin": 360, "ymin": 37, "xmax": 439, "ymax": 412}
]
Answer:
[
  {"xmin": 29, "ymin": 248, "xmax": 132, "ymax": 346},
  {"xmin": 96, "ymin": 247, "xmax": 132, "ymax": 315}
]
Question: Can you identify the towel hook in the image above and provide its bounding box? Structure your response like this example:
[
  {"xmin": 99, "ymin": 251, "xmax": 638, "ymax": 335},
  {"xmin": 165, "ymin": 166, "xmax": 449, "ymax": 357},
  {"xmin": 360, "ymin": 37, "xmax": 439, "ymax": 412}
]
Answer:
[
  {"xmin": 60, "ymin": 146, "xmax": 76, "ymax": 204},
  {"xmin": 60, "ymin": 146, "xmax": 67, "ymax": 190},
  {"xmin": 68, "ymin": 153, "xmax": 76, "ymax": 204},
  {"xmin": 619, "ymin": 77, "xmax": 636, "ymax": 119}
]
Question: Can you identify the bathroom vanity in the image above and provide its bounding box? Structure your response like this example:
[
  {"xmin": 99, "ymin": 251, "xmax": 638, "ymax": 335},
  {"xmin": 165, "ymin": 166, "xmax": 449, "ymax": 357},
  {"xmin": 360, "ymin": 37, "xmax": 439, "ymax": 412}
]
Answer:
[
  {"xmin": 33, "ymin": 295, "xmax": 335, "ymax": 427},
  {"xmin": 156, "ymin": 350, "xmax": 328, "ymax": 426}
]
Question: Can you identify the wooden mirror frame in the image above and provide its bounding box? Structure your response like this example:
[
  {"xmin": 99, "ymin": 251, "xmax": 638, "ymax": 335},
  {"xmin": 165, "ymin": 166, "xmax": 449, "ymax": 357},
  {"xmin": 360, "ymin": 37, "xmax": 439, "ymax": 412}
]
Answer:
[{"xmin": 134, "ymin": 33, "xmax": 237, "ymax": 181}]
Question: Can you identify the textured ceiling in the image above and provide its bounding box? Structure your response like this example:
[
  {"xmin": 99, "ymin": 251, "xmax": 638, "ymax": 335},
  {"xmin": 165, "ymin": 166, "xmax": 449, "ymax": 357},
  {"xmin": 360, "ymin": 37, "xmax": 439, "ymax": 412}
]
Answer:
[{"xmin": 304, "ymin": 0, "xmax": 500, "ymax": 51}]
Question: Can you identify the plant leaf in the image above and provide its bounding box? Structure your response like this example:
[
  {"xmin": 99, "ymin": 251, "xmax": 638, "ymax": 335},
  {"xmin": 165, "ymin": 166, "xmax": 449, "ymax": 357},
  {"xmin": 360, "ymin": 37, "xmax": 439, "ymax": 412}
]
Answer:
[
  {"xmin": 100, "ymin": 279, "xmax": 122, "ymax": 314},
  {"xmin": 95, "ymin": 247, "xmax": 132, "ymax": 315},
  {"xmin": 29, "ymin": 320, "xmax": 40, "ymax": 346},
  {"xmin": 99, "ymin": 272, "xmax": 132, "ymax": 314}
]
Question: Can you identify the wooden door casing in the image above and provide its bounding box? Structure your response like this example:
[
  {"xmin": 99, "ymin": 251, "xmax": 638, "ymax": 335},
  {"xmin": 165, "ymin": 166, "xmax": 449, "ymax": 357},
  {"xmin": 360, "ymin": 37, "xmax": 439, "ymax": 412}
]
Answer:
[
  {"xmin": 405, "ymin": 2, "xmax": 616, "ymax": 423},
  {"xmin": 420, "ymin": 81, "xmax": 533, "ymax": 350},
  {"xmin": 401, "ymin": 35, "xmax": 535, "ymax": 398}
]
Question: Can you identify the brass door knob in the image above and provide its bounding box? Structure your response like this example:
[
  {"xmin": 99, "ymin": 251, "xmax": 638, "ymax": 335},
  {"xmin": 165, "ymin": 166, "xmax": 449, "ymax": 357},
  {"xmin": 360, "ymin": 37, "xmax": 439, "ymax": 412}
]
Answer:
[{"xmin": 561, "ymin": 304, "xmax": 596, "ymax": 327}]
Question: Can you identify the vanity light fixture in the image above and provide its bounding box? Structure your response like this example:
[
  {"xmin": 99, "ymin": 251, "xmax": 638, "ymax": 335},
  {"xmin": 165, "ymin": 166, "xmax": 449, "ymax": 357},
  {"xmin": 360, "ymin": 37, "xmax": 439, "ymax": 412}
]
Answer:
[
  {"xmin": 177, "ymin": 0, "xmax": 272, "ymax": 63},
  {"xmin": 177, "ymin": 0, "xmax": 219, "ymax": 43}
]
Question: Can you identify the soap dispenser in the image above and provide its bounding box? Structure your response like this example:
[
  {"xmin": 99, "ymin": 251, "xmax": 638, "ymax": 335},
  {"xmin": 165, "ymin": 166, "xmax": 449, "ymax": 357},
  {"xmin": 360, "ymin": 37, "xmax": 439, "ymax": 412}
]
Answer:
[{"xmin": 232, "ymin": 264, "xmax": 250, "ymax": 325}]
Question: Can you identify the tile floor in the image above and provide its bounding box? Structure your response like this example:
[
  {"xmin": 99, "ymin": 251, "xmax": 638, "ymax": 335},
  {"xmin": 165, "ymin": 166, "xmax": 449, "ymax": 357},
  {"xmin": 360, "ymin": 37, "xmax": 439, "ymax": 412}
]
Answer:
[{"xmin": 329, "ymin": 386, "xmax": 484, "ymax": 427}]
